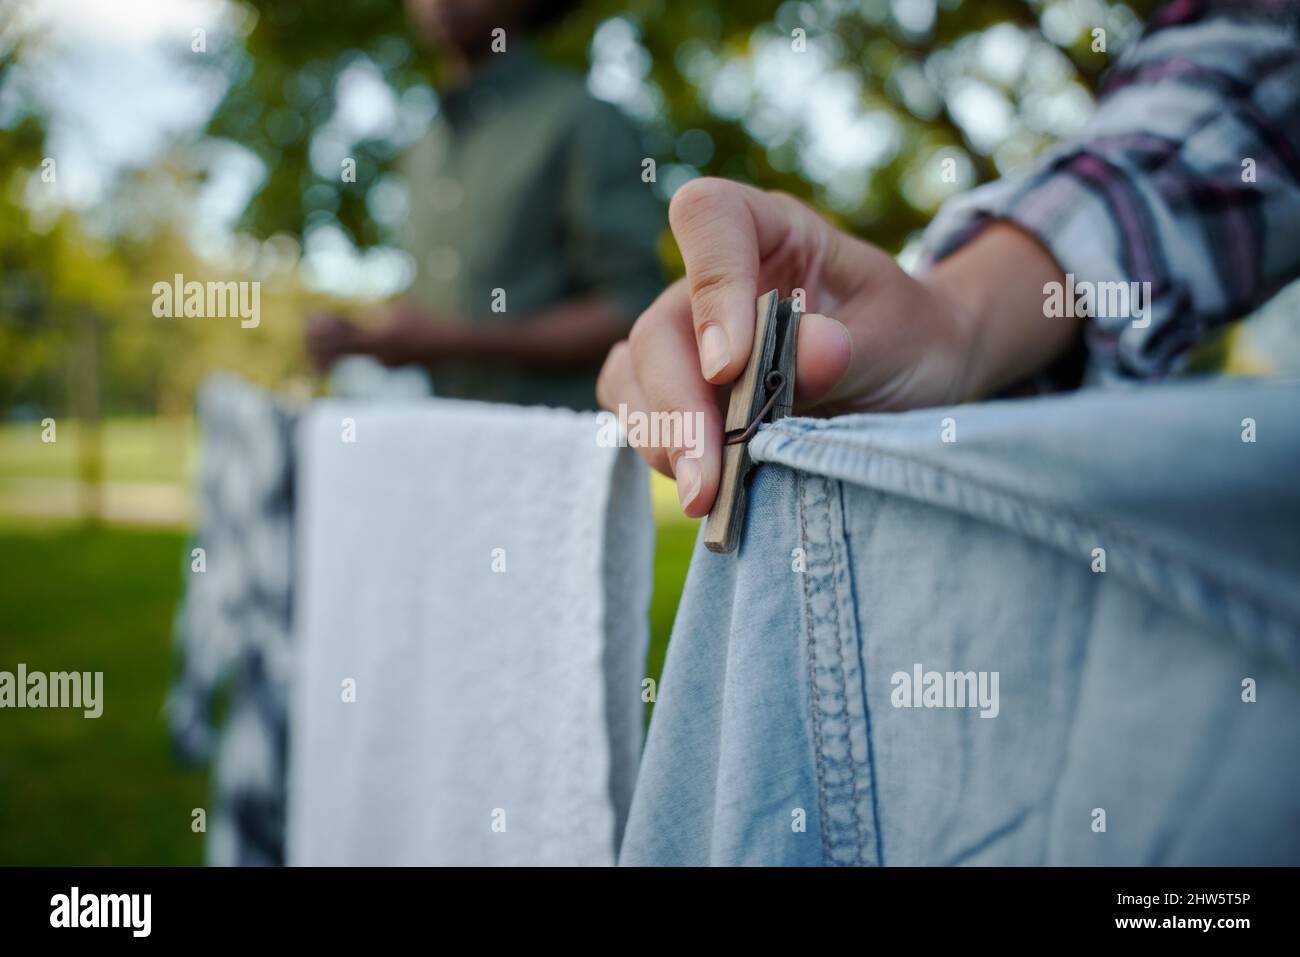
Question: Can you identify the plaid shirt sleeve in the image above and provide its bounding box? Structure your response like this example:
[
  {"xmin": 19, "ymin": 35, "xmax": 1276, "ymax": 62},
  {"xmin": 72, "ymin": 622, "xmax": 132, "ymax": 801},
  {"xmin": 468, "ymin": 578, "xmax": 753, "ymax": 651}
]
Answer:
[{"xmin": 918, "ymin": 0, "xmax": 1300, "ymax": 381}]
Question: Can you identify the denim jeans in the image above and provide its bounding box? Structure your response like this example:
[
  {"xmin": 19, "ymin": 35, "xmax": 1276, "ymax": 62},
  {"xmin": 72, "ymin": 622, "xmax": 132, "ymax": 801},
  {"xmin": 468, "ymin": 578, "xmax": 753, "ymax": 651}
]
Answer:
[{"xmin": 621, "ymin": 378, "xmax": 1300, "ymax": 866}]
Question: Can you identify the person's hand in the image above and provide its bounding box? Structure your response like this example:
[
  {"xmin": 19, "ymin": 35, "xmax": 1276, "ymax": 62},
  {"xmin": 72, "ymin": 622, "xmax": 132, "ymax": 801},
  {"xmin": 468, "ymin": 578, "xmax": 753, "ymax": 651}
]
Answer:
[
  {"xmin": 306, "ymin": 300, "xmax": 464, "ymax": 369},
  {"xmin": 357, "ymin": 299, "xmax": 462, "ymax": 368},
  {"xmin": 598, "ymin": 177, "xmax": 1074, "ymax": 517},
  {"xmin": 595, "ymin": 177, "xmax": 983, "ymax": 517},
  {"xmin": 304, "ymin": 311, "xmax": 364, "ymax": 371}
]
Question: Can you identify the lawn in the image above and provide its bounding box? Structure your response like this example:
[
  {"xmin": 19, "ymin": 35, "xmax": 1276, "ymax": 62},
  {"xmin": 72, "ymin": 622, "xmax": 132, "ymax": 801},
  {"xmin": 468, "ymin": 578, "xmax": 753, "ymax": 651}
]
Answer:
[
  {"xmin": 0, "ymin": 519, "xmax": 209, "ymax": 865},
  {"xmin": 0, "ymin": 447, "xmax": 698, "ymax": 864},
  {"xmin": 0, "ymin": 418, "xmax": 197, "ymax": 484}
]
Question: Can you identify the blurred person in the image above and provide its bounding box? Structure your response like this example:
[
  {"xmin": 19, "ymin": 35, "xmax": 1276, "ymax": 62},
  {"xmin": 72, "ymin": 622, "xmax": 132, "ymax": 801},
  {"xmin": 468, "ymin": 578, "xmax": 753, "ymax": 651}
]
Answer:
[
  {"xmin": 307, "ymin": 0, "xmax": 664, "ymax": 410},
  {"xmin": 597, "ymin": 0, "xmax": 1300, "ymax": 514}
]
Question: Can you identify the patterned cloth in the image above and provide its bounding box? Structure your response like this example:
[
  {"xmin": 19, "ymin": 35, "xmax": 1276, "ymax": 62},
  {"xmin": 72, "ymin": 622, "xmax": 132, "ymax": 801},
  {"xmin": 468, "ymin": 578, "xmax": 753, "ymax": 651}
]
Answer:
[
  {"xmin": 166, "ymin": 374, "xmax": 297, "ymax": 867},
  {"xmin": 920, "ymin": 0, "xmax": 1300, "ymax": 383}
]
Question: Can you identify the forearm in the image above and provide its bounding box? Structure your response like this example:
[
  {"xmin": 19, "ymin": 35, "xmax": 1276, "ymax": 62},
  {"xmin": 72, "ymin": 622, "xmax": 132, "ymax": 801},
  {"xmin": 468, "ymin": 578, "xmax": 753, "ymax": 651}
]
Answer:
[
  {"xmin": 450, "ymin": 296, "xmax": 632, "ymax": 369},
  {"xmin": 359, "ymin": 295, "xmax": 633, "ymax": 371},
  {"xmin": 926, "ymin": 220, "xmax": 1076, "ymax": 401},
  {"xmin": 920, "ymin": 3, "xmax": 1300, "ymax": 380}
]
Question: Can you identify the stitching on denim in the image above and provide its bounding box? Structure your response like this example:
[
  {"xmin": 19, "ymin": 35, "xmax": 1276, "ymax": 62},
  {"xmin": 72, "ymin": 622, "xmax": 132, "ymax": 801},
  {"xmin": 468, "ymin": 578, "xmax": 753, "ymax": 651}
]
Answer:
[
  {"xmin": 824, "ymin": 476, "xmax": 869, "ymax": 862},
  {"xmin": 804, "ymin": 475, "xmax": 854, "ymax": 863},
  {"xmin": 800, "ymin": 473, "xmax": 873, "ymax": 865},
  {"xmin": 811, "ymin": 476, "xmax": 856, "ymax": 863},
  {"xmin": 798, "ymin": 472, "xmax": 835, "ymax": 866},
  {"xmin": 761, "ymin": 425, "xmax": 1153, "ymax": 543},
  {"xmin": 761, "ymin": 425, "xmax": 1300, "ymax": 644}
]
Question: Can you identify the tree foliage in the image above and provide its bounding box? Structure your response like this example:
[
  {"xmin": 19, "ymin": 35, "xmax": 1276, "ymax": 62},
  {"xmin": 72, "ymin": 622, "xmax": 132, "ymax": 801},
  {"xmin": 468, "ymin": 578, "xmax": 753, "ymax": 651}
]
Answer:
[{"xmin": 207, "ymin": 0, "xmax": 1162, "ymax": 253}]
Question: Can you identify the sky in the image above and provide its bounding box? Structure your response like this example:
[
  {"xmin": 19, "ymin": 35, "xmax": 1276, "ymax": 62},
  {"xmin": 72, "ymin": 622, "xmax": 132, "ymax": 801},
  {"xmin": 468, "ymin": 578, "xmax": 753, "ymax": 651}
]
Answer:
[
  {"xmin": 11, "ymin": 0, "xmax": 232, "ymax": 208},
  {"xmin": 8, "ymin": 0, "xmax": 426, "ymax": 297}
]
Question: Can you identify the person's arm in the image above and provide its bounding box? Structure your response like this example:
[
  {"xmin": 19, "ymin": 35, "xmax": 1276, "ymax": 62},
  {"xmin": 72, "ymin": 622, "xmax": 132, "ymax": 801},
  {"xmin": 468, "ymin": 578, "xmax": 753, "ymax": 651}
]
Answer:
[
  {"xmin": 920, "ymin": 0, "xmax": 1300, "ymax": 381},
  {"xmin": 927, "ymin": 222, "xmax": 1074, "ymax": 401},
  {"xmin": 354, "ymin": 295, "xmax": 632, "ymax": 370}
]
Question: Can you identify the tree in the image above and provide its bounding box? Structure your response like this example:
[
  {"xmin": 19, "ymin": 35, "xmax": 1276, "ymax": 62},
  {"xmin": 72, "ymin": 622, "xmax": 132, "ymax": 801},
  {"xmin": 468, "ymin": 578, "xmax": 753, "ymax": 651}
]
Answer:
[{"xmin": 205, "ymin": 0, "xmax": 1163, "ymax": 255}]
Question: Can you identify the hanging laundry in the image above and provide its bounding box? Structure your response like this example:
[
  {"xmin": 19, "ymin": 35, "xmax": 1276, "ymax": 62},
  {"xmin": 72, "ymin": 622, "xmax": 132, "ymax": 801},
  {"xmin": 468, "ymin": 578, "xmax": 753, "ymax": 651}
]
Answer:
[
  {"xmin": 167, "ymin": 373, "xmax": 298, "ymax": 866},
  {"xmin": 622, "ymin": 378, "xmax": 1300, "ymax": 866},
  {"xmin": 287, "ymin": 399, "xmax": 653, "ymax": 866}
]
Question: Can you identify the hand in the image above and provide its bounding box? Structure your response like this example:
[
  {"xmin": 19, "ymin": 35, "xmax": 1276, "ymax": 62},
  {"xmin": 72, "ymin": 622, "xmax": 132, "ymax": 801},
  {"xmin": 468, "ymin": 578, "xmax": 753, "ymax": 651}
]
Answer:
[
  {"xmin": 595, "ymin": 177, "xmax": 984, "ymax": 517},
  {"xmin": 304, "ymin": 311, "xmax": 364, "ymax": 371},
  {"xmin": 358, "ymin": 299, "xmax": 463, "ymax": 367},
  {"xmin": 598, "ymin": 178, "xmax": 1075, "ymax": 517}
]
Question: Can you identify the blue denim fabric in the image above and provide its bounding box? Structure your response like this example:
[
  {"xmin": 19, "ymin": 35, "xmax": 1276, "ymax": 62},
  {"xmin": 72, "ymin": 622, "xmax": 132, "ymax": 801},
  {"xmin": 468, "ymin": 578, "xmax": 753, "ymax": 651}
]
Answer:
[{"xmin": 621, "ymin": 379, "xmax": 1300, "ymax": 866}]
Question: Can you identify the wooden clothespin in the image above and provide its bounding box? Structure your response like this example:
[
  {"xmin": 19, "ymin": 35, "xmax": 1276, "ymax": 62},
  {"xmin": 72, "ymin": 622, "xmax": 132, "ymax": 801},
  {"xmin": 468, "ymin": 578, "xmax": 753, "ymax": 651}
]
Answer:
[{"xmin": 703, "ymin": 290, "xmax": 800, "ymax": 554}]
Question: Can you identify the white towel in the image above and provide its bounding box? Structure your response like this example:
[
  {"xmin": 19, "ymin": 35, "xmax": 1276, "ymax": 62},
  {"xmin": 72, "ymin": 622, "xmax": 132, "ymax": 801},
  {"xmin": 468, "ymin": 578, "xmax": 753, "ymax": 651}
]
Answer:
[{"xmin": 286, "ymin": 399, "xmax": 653, "ymax": 866}]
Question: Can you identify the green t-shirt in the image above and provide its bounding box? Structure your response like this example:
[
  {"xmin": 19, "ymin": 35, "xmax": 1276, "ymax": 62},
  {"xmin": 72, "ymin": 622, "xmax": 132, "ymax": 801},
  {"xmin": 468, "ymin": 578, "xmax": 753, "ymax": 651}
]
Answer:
[{"xmin": 401, "ymin": 45, "xmax": 665, "ymax": 410}]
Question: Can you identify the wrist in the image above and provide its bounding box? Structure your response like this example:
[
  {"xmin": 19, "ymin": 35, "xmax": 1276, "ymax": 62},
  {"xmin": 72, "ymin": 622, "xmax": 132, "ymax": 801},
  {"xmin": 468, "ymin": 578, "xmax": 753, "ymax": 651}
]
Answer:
[
  {"xmin": 925, "ymin": 265, "xmax": 993, "ymax": 404},
  {"xmin": 924, "ymin": 220, "xmax": 1074, "ymax": 402}
]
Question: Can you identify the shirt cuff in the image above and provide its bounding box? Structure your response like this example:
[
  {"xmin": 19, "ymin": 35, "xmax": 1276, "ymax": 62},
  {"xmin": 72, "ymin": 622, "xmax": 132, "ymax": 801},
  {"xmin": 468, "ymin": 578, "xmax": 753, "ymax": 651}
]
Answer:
[{"xmin": 917, "ymin": 153, "xmax": 1169, "ymax": 384}]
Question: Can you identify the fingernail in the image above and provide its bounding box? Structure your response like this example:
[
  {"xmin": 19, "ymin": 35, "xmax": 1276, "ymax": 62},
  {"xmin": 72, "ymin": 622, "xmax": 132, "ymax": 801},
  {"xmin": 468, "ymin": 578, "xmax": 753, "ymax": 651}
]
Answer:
[
  {"xmin": 675, "ymin": 456, "xmax": 702, "ymax": 510},
  {"xmin": 699, "ymin": 324, "xmax": 730, "ymax": 380}
]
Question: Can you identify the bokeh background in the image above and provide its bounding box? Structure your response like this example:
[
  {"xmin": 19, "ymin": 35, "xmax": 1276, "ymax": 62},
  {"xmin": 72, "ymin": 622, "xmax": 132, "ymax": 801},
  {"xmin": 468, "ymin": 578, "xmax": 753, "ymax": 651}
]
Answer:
[{"xmin": 2, "ymin": 0, "xmax": 1297, "ymax": 865}]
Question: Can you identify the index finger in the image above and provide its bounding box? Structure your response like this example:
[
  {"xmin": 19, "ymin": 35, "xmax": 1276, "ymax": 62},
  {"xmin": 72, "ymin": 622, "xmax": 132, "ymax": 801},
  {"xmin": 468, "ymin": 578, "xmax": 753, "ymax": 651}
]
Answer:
[{"xmin": 667, "ymin": 178, "xmax": 796, "ymax": 386}]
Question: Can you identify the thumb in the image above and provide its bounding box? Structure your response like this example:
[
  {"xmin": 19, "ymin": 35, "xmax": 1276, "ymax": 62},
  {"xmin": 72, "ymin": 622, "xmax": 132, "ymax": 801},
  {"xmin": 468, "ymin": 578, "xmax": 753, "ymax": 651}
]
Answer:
[{"xmin": 792, "ymin": 313, "xmax": 853, "ymax": 407}]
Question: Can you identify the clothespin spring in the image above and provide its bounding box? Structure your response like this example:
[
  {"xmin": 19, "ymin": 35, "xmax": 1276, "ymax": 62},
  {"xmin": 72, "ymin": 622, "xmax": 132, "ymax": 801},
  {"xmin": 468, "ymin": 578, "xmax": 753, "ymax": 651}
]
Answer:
[{"xmin": 723, "ymin": 370, "xmax": 786, "ymax": 446}]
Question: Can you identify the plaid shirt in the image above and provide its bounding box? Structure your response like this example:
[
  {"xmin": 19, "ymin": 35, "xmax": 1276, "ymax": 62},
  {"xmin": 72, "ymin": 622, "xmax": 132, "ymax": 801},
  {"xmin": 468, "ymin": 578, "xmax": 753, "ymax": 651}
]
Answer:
[{"xmin": 921, "ymin": 0, "xmax": 1300, "ymax": 382}]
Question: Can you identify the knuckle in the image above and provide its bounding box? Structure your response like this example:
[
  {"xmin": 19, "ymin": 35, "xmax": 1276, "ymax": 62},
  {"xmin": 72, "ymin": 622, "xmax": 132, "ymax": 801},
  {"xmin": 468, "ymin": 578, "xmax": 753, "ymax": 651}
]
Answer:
[
  {"xmin": 687, "ymin": 271, "xmax": 735, "ymax": 331},
  {"xmin": 765, "ymin": 187, "xmax": 801, "ymax": 208},
  {"xmin": 668, "ymin": 176, "xmax": 730, "ymax": 229},
  {"xmin": 687, "ymin": 265, "xmax": 731, "ymax": 305},
  {"xmin": 625, "ymin": 319, "xmax": 645, "ymax": 358},
  {"xmin": 626, "ymin": 309, "xmax": 657, "ymax": 358},
  {"xmin": 595, "ymin": 340, "xmax": 630, "ymax": 409}
]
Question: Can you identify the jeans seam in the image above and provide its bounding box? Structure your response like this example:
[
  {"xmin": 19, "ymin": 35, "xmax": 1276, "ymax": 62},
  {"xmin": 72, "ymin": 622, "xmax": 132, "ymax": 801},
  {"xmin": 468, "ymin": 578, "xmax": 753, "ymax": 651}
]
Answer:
[
  {"xmin": 761, "ymin": 425, "xmax": 1300, "ymax": 657},
  {"xmin": 798, "ymin": 472, "xmax": 835, "ymax": 866},
  {"xmin": 800, "ymin": 472, "xmax": 876, "ymax": 865},
  {"xmin": 826, "ymin": 477, "xmax": 871, "ymax": 862}
]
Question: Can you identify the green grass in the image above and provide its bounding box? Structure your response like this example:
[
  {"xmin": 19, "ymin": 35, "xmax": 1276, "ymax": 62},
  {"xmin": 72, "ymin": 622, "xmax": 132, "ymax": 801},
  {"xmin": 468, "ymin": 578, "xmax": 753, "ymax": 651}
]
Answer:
[
  {"xmin": 647, "ymin": 518, "xmax": 699, "ymax": 720},
  {"xmin": 0, "ymin": 418, "xmax": 196, "ymax": 484},
  {"xmin": 0, "ymin": 519, "xmax": 209, "ymax": 865}
]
